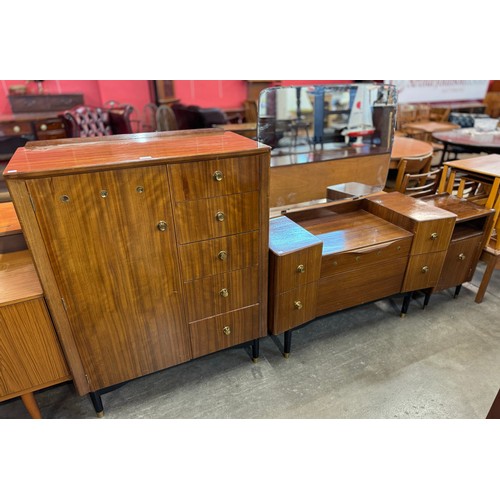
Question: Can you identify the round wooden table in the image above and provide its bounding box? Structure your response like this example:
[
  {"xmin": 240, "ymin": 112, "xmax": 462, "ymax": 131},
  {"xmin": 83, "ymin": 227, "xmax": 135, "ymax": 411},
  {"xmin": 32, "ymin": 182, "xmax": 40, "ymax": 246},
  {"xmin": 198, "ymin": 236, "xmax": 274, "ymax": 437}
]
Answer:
[
  {"xmin": 391, "ymin": 136, "xmax": 434, "ymax": 160},
  {"xmin": 433, "ymin": 128, "xmax": 500, "ymax": 162}
]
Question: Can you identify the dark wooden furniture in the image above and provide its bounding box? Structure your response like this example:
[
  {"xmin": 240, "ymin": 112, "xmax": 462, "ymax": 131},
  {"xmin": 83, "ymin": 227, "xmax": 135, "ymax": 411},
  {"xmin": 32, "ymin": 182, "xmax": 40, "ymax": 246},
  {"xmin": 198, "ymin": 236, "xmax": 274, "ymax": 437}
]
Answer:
[
  {"xmin": 0, "ymin": 112, "xmax": 67, "ymax": 142},
  {"xmin": 5, "ymin": 130, "xmax": 270, "ymax": 416},
  {"xmin": 8, "ymin": 93, "xmax": 83, "ymax": 114},
  {"xmin": 268, "ymin": 192, "xmax": 460, "ymax": 355},
  {"xmin": 0, "ymin": 245, "xmax": 71, "ymax": 418},
  {"xmin": 433, "ymin": 129, "xmax": 500, "ymax": 162}
]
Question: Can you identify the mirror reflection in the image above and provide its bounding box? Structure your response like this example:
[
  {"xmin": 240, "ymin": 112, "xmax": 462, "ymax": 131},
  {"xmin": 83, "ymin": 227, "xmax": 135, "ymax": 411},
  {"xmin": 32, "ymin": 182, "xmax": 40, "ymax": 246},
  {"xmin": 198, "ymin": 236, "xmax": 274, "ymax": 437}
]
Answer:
[{"xmin": 258, "ymin": 83, "xmax": 397, "ymax": 166}]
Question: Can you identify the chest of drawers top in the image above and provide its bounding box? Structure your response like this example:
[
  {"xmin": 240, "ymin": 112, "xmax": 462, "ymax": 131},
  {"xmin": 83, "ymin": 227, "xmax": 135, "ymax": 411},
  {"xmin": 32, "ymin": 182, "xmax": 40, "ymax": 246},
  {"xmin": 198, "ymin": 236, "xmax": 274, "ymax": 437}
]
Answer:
[{"xmin": 4, "ymin": 130, "xmax": 270, "ymax": 179}]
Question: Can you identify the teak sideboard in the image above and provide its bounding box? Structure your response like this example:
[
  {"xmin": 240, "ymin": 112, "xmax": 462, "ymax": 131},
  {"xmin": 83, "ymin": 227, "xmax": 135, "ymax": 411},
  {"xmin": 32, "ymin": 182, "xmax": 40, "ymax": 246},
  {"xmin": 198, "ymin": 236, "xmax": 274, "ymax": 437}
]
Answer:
[{"xmin": 5, "ymin": 130, "xmax": 270, "ymax": 415}]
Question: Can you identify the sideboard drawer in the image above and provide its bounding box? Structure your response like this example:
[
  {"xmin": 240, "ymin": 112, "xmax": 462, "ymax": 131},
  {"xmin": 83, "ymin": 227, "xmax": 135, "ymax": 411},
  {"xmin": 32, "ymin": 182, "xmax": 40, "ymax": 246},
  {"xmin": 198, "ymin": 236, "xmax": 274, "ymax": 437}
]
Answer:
[
  {"xmin": 270, "ymin": 243, "xmax": 322, "ymax": 294},
  {"xmin": 174, "ymin": 191, "xmax": 260, "ymax": 244},
  {"xmin": 183, "ymin": 266, "xmax": 259, "ymax": 322},
  {"xmin": 169, "ymin": 156, "xmax": 260, "ymax": 202},
  {"xmin": 321, "ymin": 236, "xmax": 412, "ymax": 277},
  {"xmin": 0, "ymin": 121, "xmax": 33, "ymax": 136},
  {"xmin": 411, "ymin": 218, "xmax": 454, "ymax": 255},
  {"xmin": 402, "ymin": 251, "xmax": 447, "ymax": 291},
  {"xmin": 189, "ymin": 305, "xmax": 260, "ymax": 358},
  {"xmin": 179, "ymin": 231, "xmax": 259, "ymax": 281}
]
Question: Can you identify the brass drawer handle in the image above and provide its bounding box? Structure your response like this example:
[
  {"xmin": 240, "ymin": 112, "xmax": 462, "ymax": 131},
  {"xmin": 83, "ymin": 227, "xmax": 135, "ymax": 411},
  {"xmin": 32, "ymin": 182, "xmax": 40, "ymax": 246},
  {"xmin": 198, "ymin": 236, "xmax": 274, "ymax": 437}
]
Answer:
[
  {"xmin": 421, "ymin": 266, "xmax": 429, "ymax": 274},
  {"xmin": 213, "ymin": 170, "xmax": 224, "ymax": 182},
  {"xmin": 294, "ymin": 300, "xmax": 303, "ymax": 310},
  {"xmin": 40, "ymin": 123, "xmax": 48, "ymax": 131},
  {"xmin": 430, "ymin": 233, "xmax": 438, "ymax": 240},
  {"xmin": 220, "ymin": 288, "xmax": 229, "ymax": 298},
  {"xmin": 223, "ymin": 326, "xmax": 231, "ymax": 336},
  {"xmin": 458, "ymin": 253, "xmax": 466, "ymax": 261},
  {"xmin": 218, "ymin": 250, "xmax": 227, "ymax": 261},
  {"xmin": 216, "ymin": 211, "xmax": 225, "ymax": 222},
  {"xmin": 157, "ymin": 220, "xmax": 168, "ymax": 231},
  {"xmin": 296, "ymin": 264, "xmax": 305, "ymax": 273}
]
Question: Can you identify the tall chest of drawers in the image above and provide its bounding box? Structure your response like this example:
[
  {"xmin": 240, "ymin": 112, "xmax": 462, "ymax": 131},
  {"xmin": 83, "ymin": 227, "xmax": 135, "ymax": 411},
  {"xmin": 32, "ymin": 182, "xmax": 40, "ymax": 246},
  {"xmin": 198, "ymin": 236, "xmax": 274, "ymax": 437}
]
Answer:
[{"xmin": 5, "ymin": 130, "xmax": 270, "ymax": 414}]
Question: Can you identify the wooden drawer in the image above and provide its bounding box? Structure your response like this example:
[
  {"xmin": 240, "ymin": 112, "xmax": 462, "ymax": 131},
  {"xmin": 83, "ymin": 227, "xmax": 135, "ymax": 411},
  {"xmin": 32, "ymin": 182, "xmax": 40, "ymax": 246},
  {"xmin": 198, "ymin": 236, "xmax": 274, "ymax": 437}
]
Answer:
[
  {"xmin": 402, "ymin": 251, "xmax": 447, "ymax": 292},
  {"xmin": 189, "ymin": 305, "xmax": 260, "ymax": 358},
  {"xmin": 183, "ymin": 266, "xmax": 259, "ymax": 322},
  {"xmin": 411, "ymin": 218, "xmax": 454, "ymax": 255},
  {"xmin": 179, "ymin": 231, "xmax": 259, "ymax": 281},
  {"xmin": 436, "ymin": 235, "xmax": 484, "ymax": 289},
  {"xmin": 169, "ymin": 156, "xmax": 260, "ymax": 202},
  {"xmin": 0, "ymin": 121, "xmax": 33, "ymax": 136},
  {"xmin": 174, "ymin": 191, "xmax": 260, "ymax": 244},
  {"xmin": 269, "ymin": 282, "xmax": 318, "ymax": 334},
  {"xmin": 269, "ymin": 243, "xmax": 322, "ymax": 294},
  {"xmin": 321, "ymin": 236, "xmax": 412, "ymax": 277},
  {"xmin": 34, "ymin": 118, "xmax": 67, "ymax": 140},
  {"xmin": 316, "ymin": 256, "xmax": 408, "ymax": 317}
]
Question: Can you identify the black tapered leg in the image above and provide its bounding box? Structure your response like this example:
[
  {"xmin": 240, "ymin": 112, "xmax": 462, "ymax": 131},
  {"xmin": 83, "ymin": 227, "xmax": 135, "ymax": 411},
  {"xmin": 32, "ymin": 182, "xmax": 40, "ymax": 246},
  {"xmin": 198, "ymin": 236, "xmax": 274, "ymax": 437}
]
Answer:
[
  {"xmin": 251, "ymin": 339, "xmax": 259, "ymax": 362},
  {"xmin": 454, "ymin": 284, "xmax": 462, "ymax": 298},
  {"xmin": 89, "ymin": 391, "xmax": 104, "ymax": 418},
  {"xmin": 401, "ymin": 292, "xmax": 412, "ymax": 317},
  {"xmin": 284, "ymin": 330, "xmax": 292, "ymax": 358},
  {"xmin": 423, "ymin": 291, "xmax": 431, "ymax": 309}
]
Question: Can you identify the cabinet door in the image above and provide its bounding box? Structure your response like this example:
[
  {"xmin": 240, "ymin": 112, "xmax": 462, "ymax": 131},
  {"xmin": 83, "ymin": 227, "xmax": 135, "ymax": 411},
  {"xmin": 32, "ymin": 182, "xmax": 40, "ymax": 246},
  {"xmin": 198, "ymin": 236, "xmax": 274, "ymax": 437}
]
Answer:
[{"xmin": 27, "ymin": 166, "xmax": 191, "ymax": 390}]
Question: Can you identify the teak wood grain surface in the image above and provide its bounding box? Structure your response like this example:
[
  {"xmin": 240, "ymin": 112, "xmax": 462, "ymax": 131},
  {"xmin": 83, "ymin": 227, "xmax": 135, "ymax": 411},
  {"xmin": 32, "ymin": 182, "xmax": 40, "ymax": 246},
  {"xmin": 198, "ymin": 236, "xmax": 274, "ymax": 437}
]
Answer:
[{"xmin": 5, "ymin": 131, "xmax": 270, "ymax": 396}]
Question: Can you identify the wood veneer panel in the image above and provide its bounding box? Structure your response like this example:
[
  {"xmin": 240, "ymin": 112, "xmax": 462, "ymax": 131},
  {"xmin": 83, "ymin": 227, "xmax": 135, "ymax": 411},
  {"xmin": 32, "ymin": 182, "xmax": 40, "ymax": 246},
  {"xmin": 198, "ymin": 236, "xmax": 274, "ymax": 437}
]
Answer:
[
  {"xmin": 189, "ymin": 305, "xmax": 260, "ymax": 358},
  {"xmin": 402, "ymin": 251, "xmax": 448, "ymax": 291},
  {"xmin": 0, "ymin": 298, "xmax": 70, "ymax": 400},
  {"xmin": 27, "ymin": 165, "xmax": 191, "ymax": 391},
  {"xmin": 178, "ymin": 231, "xmax": 259, "ymax": 282},
  {"xmin": 183, "ymin": 267, "xmax": 259, "ymax": 322},
  {"xmin": 174, "ymin": 191, "xmax": 260, "ymax": 244},
  {"xmin": 169, "ymin": 156, "xmax": 260, "ymax": 201}
]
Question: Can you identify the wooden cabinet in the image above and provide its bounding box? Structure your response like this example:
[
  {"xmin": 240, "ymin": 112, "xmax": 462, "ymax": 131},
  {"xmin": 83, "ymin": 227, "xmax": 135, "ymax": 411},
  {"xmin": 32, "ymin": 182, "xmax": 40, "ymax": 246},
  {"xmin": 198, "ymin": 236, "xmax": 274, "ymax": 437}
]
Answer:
[
  {"xmin": 5, "ymin": 130, "xmax": 270, "ymax": 413},
  {"xmin": 0, "ymin": 251, "xmax": 71, "ymax": 416}
]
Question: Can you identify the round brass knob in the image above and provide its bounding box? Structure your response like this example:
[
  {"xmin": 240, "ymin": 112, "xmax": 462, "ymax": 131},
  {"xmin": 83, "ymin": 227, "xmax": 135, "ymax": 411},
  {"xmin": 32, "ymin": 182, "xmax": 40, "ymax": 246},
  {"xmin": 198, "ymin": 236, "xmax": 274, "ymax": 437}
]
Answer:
[
  {"xmin": 430, "ymin": 233, "xmax": 438, "ymax": 240},
  {"xmin": 40, "ymin": 123, "xmax": 48, "ymax": 131},
  {"xmin": 213, "ymin": 171, "xmax": 224, "ymax": 182},
  {"xmin": 223, "ymin": 326, "xmax": 231, "ymax": 336},
  {"xmin": 294, "ymin": 300, "xmax": 303, "ymax": 310},
  {"xmin": 220, "ymin": 288, "xmax": 229, "ymax": 298},
  {"xmin": 355, "ymin": 256, "xmax": 361, "ymax": 262},
  {"xmin": 216, "ymin": 211, "xmax": 225, "ymax": 222},
  {"xmin": 100, "ymin": 190, "xmax": 108, "ymax": 198},
  {"xmin": 218, "ymin": 251, "xmax": 227, "ymax": 261},
  {"xmin": 60, "ymin": 194, "xmax": 70, "ymax": 203},
  {"xmin": 13, "ymin": 125, "xmax": 20, "ymax": 133},
  {"xmin": 421, "ymin": 266, "xmax": 429, "ymax": 274},
  {"xmin": 458, "ymin": 253, "xmax": 466, "ymax": 261},
  {"xmin": 296, "ymin": 264, "xmax": 305, "ymax": 273},
  {"xmin": 136, "ymin": 186, "xmax": 144, "ymax": 194},
  {"xmin": 157, "ymin": 221, "xmax": 168, "ymax": 231}
]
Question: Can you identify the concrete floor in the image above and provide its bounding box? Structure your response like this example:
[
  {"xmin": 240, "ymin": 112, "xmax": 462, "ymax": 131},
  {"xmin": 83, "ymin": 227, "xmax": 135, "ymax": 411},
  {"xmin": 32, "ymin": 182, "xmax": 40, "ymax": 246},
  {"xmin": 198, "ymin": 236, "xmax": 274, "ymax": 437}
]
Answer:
[{"xmin": 1, "ymin": 262, "xmax": 499, "ymax": 419}]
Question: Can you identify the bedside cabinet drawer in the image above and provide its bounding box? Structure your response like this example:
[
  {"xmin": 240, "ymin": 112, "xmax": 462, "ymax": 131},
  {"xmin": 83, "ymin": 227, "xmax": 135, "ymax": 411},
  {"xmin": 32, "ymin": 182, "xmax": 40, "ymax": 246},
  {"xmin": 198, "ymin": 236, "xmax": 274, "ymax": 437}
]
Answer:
[
  {"xmin": 269, "ymin": 282, "xmax": 318, "ymax": 334},
  {"xmin": 179, "ymin": 231, "xmax": 259, "ymax": 281},
  {"xmin": 437, "ymin": 235, "xmax": 484, "ymax": 289},
  {"xmin": 321, "ymin": 236, "xmax": 412, "ymax": 277},
  {"xmin": 174, "ymin": 191, "xmax": 260, "ymax": 244},
  {"xmin": 270, "ymin": 243, "xmax": 322, "ymax": 294},
  {"xmin": 183, "ymin": 266, "xmax": 259, "ymax": 322},
  {"xmin": 411, "ymin": 219, "xmax": 454, "ymax": 255},
  {"xmin": 402, "ymin": 251, "xmax": 447, "ymax": 291},
  {"xmin": 189, "ymin": 305, "xmax": 260, "ymax": 358},
  {"xmin": 169, "ymin": 156, "xmax": 260, "ymax": 202},
  {"xmin": 34, "ymin": 118, "xmax": 66, "ymax": 140}
]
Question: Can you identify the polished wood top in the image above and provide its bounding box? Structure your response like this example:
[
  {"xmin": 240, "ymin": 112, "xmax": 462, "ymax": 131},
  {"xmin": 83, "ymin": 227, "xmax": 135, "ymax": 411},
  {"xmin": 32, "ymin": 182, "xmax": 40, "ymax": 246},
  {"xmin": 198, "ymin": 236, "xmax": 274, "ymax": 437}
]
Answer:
[
  {"xmin": 391, "ymin": 136, "xmax": 433, "ymax": 160},
  {"xmin": 444, "ymin": 154, "xmax": 500, "ymax": 176},
  {"xmin": 0, "ymin": 250, "xmax": 43, "ymax": 306},
  {"xmin": 433, "ymin": 129, "xmax": 500, "ymax": 151},
  {"xmin": 403, "ymin": 121, "xmax": 459, "ymax": 133},
  {"xmin": 421, "ymin": 193, "xmax": 494, "ymax": 223},
  {"xmin": 269, "ymin": 216, "xmax": 322, "ymax": 255},
  {"xmin": 0, "ymin": 202, "xmax": 22, "ymax": 237},
  {"xmin": 4, "ymin": 130, "xmax": 270, "ymax": 179}
]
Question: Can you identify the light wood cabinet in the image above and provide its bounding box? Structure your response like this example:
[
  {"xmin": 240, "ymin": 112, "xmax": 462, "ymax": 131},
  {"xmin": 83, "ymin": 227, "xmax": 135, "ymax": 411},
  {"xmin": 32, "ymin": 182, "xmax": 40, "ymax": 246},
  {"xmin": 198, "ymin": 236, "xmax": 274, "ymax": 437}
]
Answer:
[{"xmin": 5, "ymin": 130, "xmax": 270, "ymax": 415}]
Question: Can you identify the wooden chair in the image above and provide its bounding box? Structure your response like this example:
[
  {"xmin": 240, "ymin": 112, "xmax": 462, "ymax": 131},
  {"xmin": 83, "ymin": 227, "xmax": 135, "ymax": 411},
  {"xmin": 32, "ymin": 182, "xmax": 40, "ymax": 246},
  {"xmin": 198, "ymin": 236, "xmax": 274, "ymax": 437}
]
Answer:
[
  {"xmin": 142, "ymin": 102, "xmax": 158, "ymax": 132},
  {"xmin": 398, "ymin": 168, "xmax": 443, "ymax": 198},
  {"xmin": 429, "ymin": 107, "xmax": 451, "ymax": 122},
  {"xmin": 475, "ymin": 235, "xmax": 500, "ymax": 303},
  {"xmin": 244, "ymin": 99, "xmax": 258, "ymax": 123},
  {"xmin": 156, "ymin": 104, "xmax": 178, "ymax": 131},
  {"xmin": 385, "ymin": 154, "xmax": 433, "ymax": 192}
]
